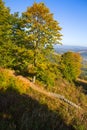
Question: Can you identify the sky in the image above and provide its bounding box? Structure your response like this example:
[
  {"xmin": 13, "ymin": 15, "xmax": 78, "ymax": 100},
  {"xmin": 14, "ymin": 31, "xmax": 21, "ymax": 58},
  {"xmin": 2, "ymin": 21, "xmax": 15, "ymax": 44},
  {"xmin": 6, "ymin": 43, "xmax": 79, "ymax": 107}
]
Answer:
[{"xmin": 3, "ymin": 0, "xmax": 87, "ymax": 47}]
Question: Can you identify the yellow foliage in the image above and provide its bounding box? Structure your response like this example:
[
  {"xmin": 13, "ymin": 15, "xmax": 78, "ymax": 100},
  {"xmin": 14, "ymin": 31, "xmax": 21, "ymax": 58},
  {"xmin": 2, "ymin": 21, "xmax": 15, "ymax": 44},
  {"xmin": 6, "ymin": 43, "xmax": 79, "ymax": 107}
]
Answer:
[{"xmin": 0, "ymin": 68, "xmax": 30, "ymax": 94}]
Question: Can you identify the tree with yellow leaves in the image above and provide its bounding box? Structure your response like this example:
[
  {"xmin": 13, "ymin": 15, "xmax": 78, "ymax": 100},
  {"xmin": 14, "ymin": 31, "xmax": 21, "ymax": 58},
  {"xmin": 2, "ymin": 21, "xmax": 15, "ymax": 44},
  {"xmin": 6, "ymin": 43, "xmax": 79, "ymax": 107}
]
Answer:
[
  {"xmin": 22, "ymin": 2, "xmax": 62, "ymax": 82},
  {"xmin": 60, "ymin": 51, "xmax": 82, "ymax": 82}
]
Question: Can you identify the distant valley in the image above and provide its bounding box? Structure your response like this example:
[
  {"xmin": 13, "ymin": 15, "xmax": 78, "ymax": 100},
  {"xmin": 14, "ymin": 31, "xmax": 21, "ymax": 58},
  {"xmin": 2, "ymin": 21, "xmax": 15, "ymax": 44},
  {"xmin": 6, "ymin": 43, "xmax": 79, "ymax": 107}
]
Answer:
[{"xmin": 54, "ymin": 45, "xmax": 87, "ymax": 61}]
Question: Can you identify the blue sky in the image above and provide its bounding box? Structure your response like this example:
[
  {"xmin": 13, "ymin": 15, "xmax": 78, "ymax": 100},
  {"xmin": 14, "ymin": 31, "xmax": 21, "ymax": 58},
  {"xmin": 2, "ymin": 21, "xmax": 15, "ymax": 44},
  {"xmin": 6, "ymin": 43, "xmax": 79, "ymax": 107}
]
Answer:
[{"xmin": 4, "ymin": 0, "xmax": 87, "ymax": 47}]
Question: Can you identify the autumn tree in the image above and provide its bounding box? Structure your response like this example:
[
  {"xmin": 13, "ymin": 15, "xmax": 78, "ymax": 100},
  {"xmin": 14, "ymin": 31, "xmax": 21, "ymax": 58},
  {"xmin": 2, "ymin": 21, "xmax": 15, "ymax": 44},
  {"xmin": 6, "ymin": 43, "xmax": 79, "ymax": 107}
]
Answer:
[
  {"xmin": 0, "ymin": 0, "xmax": 13, "ymax": 67},
  {"xmin": 9, "ymin": 12, "xmax": 28, "ymax": 47},
  {"xmin": 0, "ymin": 1, "xmax": 29, "ymax": 70},
  {"xmin": 22, "ymin": 2, "xmax": 62, "ymax": 82},
  {"xmin": 60, "ymin": 51, "xmax": 82, "ymax": 82},
  {"xmin": 0, "ymin": 0, "xmax": 12, "ymax": 43}
]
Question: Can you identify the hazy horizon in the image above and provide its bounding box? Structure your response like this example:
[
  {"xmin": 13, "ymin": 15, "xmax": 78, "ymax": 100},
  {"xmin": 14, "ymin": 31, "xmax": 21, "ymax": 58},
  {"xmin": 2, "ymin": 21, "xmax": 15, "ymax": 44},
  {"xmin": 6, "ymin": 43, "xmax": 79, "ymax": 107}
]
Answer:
[{"xmin": 57, "ymin": 44, "xmax": 87, "ymax": 47}]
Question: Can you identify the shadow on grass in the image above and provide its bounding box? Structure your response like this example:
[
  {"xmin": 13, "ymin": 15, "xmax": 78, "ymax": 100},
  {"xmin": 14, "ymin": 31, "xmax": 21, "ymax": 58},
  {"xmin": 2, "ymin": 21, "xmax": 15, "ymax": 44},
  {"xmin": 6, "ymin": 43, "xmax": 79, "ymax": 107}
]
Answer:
[{"xmin": 0, "ymin": 87, "xmax": 75, "ymax": 130}]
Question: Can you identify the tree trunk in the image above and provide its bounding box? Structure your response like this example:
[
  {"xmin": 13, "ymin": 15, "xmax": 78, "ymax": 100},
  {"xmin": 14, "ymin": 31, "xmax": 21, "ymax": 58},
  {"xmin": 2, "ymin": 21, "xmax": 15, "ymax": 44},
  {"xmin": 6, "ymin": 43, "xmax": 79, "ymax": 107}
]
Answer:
[
  {"xmin": 32, "ymin": 75, "xmax": 36, "ymax": 83},
  {"xmin": 33, "ymin": 48, "xmax": 37, "ymax": 83}
]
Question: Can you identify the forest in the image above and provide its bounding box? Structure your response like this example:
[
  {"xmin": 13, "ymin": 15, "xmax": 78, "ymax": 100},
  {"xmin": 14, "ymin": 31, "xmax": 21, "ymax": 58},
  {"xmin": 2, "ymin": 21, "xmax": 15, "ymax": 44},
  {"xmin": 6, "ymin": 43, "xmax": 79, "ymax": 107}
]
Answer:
[{"xmin": 0, "ymin": 0, "xmax": 87, "ymax": 130}]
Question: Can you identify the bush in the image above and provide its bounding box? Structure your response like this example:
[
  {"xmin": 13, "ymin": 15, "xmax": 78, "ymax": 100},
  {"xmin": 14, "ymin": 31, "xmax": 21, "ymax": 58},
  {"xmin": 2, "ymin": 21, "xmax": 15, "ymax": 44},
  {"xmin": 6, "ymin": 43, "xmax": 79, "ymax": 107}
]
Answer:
[{"xmin": 60, "ymin": 51, "xmax": 82, "ymax": 82}]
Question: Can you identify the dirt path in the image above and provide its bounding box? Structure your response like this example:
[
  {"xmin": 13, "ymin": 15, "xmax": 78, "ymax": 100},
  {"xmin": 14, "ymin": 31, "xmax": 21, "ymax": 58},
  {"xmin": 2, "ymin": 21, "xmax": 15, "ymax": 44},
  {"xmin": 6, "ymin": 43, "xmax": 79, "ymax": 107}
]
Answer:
[
  {"xmin": 17, "ymin": 75, "xmax": 82, "ymax": 110},
  {"xmin": 77, "ymin": 78, "xmax": 87, "ymax": 84}
]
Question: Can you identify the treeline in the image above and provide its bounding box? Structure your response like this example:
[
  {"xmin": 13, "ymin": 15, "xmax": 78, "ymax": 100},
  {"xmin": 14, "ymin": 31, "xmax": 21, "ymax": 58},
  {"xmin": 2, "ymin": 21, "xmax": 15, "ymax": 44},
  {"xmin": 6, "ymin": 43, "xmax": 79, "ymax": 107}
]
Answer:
[{"xmin": 0, "ymin": 0, "xmax": 82, "ymax": 86}]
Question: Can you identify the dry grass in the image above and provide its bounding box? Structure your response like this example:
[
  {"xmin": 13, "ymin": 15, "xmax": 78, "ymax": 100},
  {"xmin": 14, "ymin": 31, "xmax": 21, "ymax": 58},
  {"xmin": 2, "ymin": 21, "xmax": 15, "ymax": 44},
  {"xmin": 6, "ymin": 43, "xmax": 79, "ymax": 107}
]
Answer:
[{"xmin": 0, "ymin": 68, "xmax": 87, "ymax": 130}]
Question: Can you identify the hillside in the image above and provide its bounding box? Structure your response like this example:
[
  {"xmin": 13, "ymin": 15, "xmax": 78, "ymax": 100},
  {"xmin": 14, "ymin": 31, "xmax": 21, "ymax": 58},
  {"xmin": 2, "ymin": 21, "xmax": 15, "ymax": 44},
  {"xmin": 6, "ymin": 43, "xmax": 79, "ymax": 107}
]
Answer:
[
  {"xmin": 0, "ymin": 1, "xmax": 87, "ymax": 130},
  {"xmin": 0, "ymin": 68, "xmax": 87, "ymax": 130}
]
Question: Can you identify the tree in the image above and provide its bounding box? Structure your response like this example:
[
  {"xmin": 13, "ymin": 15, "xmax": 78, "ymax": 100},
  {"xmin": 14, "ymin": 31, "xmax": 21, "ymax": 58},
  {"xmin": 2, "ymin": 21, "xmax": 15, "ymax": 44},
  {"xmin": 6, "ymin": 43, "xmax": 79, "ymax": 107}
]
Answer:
[
  {"xmin": 60, "ymin": 51, "xmax": 82, "ymax": 82},
  {"xmin": 22, "ymin": 2, "xmax": 62, "ymax": 82},
  {"xmin": 0, "ymin": 0, "xmax": 34, "ymax": 74},
  {"xmin": 0, "ymin": 0, "xmax": 12, "ymax": 43},
  {"xmin": 10, "ymin": 12, "xmax": 28, "ymax": 47},
  {"xmin": 0, "ymin": 0, "xmax": 13, "ymax": 67}
]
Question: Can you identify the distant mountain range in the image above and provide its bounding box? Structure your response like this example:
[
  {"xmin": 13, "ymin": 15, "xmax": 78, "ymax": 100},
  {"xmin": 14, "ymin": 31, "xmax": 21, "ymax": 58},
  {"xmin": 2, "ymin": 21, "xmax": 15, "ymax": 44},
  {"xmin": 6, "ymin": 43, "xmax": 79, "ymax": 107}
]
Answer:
[{"xmin": 54, "ymin": 45, "xmax": 87, "ymax": 61}]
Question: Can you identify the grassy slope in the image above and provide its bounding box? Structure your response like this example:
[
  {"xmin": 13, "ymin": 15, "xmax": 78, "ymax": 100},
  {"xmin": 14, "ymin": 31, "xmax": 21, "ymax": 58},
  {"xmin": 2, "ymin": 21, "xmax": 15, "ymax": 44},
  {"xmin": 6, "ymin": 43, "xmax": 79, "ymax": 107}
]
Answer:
[{"xmin": 0, "ymin": 68, "xmax": 87, "ymax": 130}]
